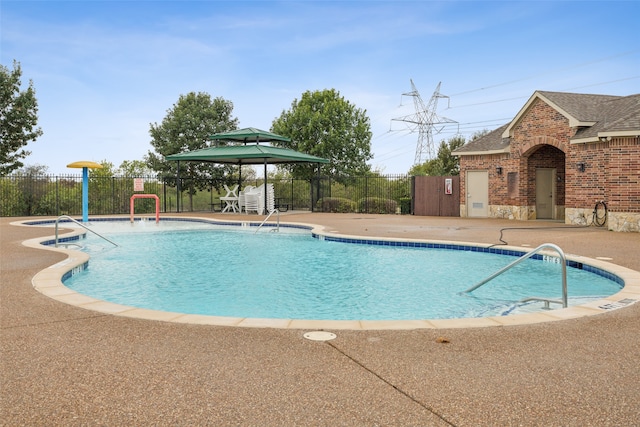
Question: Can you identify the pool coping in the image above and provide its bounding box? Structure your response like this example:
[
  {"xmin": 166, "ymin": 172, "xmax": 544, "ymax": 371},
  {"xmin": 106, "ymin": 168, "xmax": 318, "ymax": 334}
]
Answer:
[{"xmin": 17, "ymin": 216, "xmax": 640, "ymax": 330}]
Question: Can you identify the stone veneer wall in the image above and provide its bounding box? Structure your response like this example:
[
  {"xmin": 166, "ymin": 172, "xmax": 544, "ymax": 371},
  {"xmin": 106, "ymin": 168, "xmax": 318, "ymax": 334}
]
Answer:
[
  {"xmin": 488, "ymin": 205, "xmax": 534, "ymax": 220},
  {"xmin": 608, "ymin": 212, "xmax": 640, "ymax": 233},
  {"xmin": 566, "ymin": 208, "xmax": 640, "ymax": 232}
]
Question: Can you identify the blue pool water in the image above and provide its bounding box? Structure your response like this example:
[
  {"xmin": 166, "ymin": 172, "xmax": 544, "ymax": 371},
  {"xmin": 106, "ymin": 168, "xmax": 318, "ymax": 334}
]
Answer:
[{"xmin": 62, "ymin": 220, "xmax": 623, "ymax": 321}]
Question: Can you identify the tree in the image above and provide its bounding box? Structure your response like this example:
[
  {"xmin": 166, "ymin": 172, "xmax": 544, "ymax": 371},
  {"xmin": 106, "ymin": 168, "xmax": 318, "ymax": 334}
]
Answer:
[
  {"xmin": 146, "ymin": 92, "xmax": 238, "ymax": 210},
  {"xmin": 0, "ymin": 61, "xmax": 43, "ymax": 175},
  {"xmin": 409, "ymin": 135, "xmax": 465, "ymax": 176},
  {"xmin": 0, "ymin": 177, "xmax": 26, "ymax": 216},
  {"xmin": 469, "ymin": 129, "xmax": 491, "ymax": 142},
  {"xmin": 10, "ymin": 164, "xmax": 50, "ymax": 215},
  {"xmin": 271, "ymin": 89, "xmax": 373, "ymax": 180},
  {"xmin": 118, "ymin": 160, "xmax": 155, "ymax": 176}
]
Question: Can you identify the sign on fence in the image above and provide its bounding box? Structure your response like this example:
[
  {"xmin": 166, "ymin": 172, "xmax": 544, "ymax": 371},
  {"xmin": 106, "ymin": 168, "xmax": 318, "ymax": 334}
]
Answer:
[{"xmin": 133, "ymin": 178, "xmax": 144, "ymax": 192}]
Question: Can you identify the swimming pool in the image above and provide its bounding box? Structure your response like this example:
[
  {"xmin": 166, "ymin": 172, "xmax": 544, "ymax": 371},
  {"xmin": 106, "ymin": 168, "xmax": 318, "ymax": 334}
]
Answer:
[{"xmin": 53, "ymin": 218, "xmax": 624, "ymax": 322}]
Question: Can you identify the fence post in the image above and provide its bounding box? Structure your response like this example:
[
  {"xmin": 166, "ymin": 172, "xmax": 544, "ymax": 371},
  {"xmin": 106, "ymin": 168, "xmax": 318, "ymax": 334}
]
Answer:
[
  {"xmin": 163, "ymin": 181, "xmax": 167, "ymax": 212},
  {"xmin": 290, "ymin": 178, "xmax": 294, "ymax": 211},
  {"xmin": 364, "ymin": 176, "xmax": 369, "ymax": 213},
  {"xmin": 54, "ymin": 176, "xmax": 59, "ymax": 217}
]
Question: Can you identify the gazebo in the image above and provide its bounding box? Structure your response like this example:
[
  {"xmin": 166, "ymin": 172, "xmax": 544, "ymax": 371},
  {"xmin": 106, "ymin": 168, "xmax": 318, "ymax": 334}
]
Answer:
[{"xmin": 165, "ymin": 128, "xmax": 329, "ymax": 213}]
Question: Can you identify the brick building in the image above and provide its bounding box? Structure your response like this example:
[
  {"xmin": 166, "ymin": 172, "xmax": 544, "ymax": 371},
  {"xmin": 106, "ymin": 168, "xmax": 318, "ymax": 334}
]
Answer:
[{"xmin": 453, "ymin": 90, "xmax": 640, "ymax": 232}]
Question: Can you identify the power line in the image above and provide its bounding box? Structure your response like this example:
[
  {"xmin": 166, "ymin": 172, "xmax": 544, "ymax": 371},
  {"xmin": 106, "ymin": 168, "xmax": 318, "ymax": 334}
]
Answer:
[
  {"xmin": 448, "ymin": 50, "xmax": 640, "ymax": 98},
  {"xmin": 446, "ymin": 75, "xmax": 640, "ymax": 110},
  {"xmin": 447, "ymin": 95, "xmax": 528, "ymax": 110},
  {"xmin": 561, "ymin": 75, "xmax": 640, "ymax": 92},
  {"xmin": 374, "ymin": 119, "xmax": 511, "ymax": 164}
]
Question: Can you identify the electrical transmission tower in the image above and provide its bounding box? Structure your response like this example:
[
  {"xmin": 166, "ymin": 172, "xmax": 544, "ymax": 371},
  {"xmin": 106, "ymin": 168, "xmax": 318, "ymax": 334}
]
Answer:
[{"xmin": 391, "ymin": 80, "xmax": 457, "ymax": 165}]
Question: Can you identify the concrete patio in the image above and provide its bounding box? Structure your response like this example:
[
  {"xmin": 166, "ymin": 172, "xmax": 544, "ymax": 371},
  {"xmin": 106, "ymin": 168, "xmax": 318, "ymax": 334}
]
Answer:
[{"xmin": 1, "ymin": 213, "xmax": 639, "ymax": 426}]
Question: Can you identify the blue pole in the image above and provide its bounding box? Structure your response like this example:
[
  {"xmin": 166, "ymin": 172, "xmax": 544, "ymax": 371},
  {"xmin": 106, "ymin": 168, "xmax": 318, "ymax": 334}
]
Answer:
[{"xmin": 82, "ymin": 167, "xmax": 89, "ymax": 222}]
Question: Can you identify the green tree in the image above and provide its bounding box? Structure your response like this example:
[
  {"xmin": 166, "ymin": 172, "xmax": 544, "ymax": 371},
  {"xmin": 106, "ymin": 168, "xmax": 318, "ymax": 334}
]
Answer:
[
  {"xmin": 88, "ymin": 160, "xmax": 116, "ymax": 214},
  {"xmin": 409, "ymin": 135, "xmax": 465, "ymax": 176},
  {"xmin": 11, "ymin": 164, "xmax": 50, "ymax": 215},
  {"xmin": 0, "ymin": 178, "xmax": 26, "ymax": 216},
  {"xmin": 118, "ymin": 160, "xmax": 155, "ymax": 176},
  {"xmin": 469, "ymin": 129, "xmax": 491, "ymax": 142},
  {"xmin": 146, "ymin": 92, "xmax": 238, "ymax": 210},
  {"xmin": 271, "ymin": 89, "xmax": 373, "ymax": 180},
  {"xmin": 36, "ymin": 178, "xmax": 79, "ymax": 216},
  {"xmin": 0, "ymin": 61, "xmax": 43, "ymax": 175},
  {"xmin": 14, "ymin": 164, "xmax": 49, "ymax": 176}
]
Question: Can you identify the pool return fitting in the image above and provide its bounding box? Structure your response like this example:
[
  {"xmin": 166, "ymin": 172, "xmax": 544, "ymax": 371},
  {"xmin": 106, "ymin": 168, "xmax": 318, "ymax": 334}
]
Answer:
[{"xmin": 463, "ymin": 243, "xmax": 568, "ymax": 309}]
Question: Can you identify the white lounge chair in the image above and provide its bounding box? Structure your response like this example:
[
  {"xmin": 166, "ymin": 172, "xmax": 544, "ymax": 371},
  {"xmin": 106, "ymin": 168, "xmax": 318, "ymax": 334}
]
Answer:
[
  {"xmin": 238, "ymin": 185, "xmax": 254, "ymax": 213},
  {"xmin": 243, "ymin": 184, "xmax": 263, "ymax": 214},
  {"xmin": 265, "ymin": 183, "xmax": 275, "ymax": 214}
]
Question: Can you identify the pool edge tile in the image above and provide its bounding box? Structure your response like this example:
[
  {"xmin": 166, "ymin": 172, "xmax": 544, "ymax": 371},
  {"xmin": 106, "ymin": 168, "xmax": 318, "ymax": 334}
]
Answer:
[
  {"xmin": 487, "ymin": 311, "xmax": 562, "ymax": 326},
  {"xmin": 119, "ymin": 308, "xmax": 185, "ymax": 322},
  {"xmin": 236, "ymin": 317, "xmax": 293, "ymax": 328},
  {"xmin": 288, "ymin": 319, "xmax": 363, "ymax": 330},
  {"xmin": 427, "ymin": 316, "xmax": 504, "ymax": 329},
  {"xmin": 173, "ymin": 314, "xmax": 245, "ymax": 326},
  {"xmin": 359, "ymin": 319, "xmax": 437, "ymax": 330},
  {"xmin": 80, "ymin": 300, "xmax": 138, "ymax": 315}
]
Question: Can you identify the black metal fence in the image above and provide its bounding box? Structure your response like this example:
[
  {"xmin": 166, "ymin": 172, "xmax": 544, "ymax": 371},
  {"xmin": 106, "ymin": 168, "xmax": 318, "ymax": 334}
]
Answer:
[{"xmin": 1, "ymin": 174, "xmax": 411, "ymax": 217}]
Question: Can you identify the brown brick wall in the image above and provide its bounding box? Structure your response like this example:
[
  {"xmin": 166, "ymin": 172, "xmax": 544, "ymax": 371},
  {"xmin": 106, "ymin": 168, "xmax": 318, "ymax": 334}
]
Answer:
[
  {"xmin": 512, "ymin": 99, "xmax": 573, "ymax": 156},
  {"xmin": 606, "ymin": 137, "xmax": 640, "ymax": 212},
  {"xmin": 566, "ymin": 140, "xmax": 609, "ymax": 209},
  {"xmin": 566, "ymin": 137, "xmax": 640, "ymax": 212}
]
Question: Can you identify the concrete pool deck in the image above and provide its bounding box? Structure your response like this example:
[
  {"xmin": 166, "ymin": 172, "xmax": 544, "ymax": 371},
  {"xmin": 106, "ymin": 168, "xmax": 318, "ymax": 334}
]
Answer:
[{"xmin": 2, "ymin": 213, "xmax": 639, "ymax": 425}]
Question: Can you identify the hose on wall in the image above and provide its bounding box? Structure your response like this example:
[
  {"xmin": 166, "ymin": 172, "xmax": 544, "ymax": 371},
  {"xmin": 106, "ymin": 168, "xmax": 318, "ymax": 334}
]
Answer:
[{"xmin": 592, "ymin": 200, "xmax": 608, "ymax": 227}]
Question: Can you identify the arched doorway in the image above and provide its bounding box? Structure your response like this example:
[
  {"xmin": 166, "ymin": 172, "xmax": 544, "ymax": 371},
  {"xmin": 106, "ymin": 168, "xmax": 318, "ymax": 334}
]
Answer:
[{"xmin": 526, "ymin": 145, "xmax": 566, "ymax": 220}]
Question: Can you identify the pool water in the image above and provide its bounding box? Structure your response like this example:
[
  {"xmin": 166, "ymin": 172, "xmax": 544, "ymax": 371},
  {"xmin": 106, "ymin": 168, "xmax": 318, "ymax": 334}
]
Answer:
[{"xmin": 63, "ymin": 221, "xmax": 623, "ymax": 321}]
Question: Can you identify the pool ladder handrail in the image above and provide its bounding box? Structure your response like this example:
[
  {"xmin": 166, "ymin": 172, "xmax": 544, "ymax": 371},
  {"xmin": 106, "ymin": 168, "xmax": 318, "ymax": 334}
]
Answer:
[
  {"xmin": 463, "ymin": 243, "xmax": 568, "ymax": 308},
  {"xmin": 54, "ymin": 215, "xmax": 118, "ymax": 248},
  {"xmin": 255, "ymin": 209, "xmax": 280, "ymax": 233}
]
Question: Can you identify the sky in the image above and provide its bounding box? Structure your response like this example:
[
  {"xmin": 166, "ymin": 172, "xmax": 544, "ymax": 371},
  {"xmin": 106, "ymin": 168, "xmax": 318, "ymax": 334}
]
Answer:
[{"xmin": 2, "ymin": 0, "xmax": 639, "ymax": 175}]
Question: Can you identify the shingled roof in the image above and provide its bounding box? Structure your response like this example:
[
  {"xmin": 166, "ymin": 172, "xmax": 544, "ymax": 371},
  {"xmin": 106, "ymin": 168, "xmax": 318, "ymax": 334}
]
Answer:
[
  {"xmin": 571, "ymin": 93, "xmax": 640, "ymax": 142},
  {"xmin": 452, "ymin": 124, "xmax": 510, "ymax": 155},
  {"xmin": 454, "ymin": 90, "xmax": 640, "ymax": 155},
  {"xmin": 536, "ymin": 91, "xmax": 620, "ymax": 124}
]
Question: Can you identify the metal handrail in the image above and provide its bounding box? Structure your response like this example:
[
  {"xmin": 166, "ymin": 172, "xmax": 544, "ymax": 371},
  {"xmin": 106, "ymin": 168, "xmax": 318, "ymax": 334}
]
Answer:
[
  {"xmin": 55, "ymin": 215, "xmax": 118, "ymax": 247},
  {"xmin": 255, "ymin": 209, "xmax": 280, "ymax": 233},
  {"xmin": 463, "ymin": 243, "xmax": 567, "ymax": 308}
]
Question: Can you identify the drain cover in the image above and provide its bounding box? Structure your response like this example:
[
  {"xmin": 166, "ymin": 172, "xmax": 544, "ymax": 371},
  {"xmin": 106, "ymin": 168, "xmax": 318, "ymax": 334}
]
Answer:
[{"xmin": 303, "ymin": 331, "xmax": 337, "ymax": 341}]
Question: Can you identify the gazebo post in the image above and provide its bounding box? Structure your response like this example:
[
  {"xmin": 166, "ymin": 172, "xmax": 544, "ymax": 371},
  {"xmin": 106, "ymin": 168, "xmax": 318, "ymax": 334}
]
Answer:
[
  {"xmin": 238, "ymin": 160, "xmax": 243, "ymax": 196},
  {"xmin": 263, "ymin": 159, "xmax": 268, "ymax": 214},
  {"xmin": 176, "ymin": 161, "xmax": 181, "ymax": 213}
]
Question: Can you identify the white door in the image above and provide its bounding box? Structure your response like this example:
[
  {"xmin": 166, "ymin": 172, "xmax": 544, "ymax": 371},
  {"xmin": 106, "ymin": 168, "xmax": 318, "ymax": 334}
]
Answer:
[
  {"xmin": 466, "ymin": 171, "xmax": 489, "ymax": 217},
  {"xmin": 536, "ymin": 168, "xmax": 555, "ymax": 219}
]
